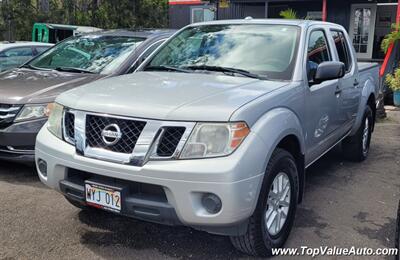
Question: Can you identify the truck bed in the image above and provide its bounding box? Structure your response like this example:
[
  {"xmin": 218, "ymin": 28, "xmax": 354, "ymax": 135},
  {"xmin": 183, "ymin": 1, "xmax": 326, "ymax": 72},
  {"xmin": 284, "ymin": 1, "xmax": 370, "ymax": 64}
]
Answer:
[{"xmin": 358, "ymin": 62, "xmax": 380, "ymax": 96}]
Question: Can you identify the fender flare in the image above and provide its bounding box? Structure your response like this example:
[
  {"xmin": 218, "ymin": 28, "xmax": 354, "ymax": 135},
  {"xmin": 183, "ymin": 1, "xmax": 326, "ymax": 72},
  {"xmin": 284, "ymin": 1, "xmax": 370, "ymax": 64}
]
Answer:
[
  {"xmin": 350, "ymin": 78, "xmax": 376, "ymax": 136},
  {"xmin": 250, "ymin": 107, "xmax": 306, "ymax": 202}
]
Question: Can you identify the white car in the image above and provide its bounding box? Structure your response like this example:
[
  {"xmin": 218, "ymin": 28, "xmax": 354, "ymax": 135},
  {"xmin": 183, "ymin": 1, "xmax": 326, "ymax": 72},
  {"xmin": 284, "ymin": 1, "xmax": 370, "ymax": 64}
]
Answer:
[{"xmin": 0, "ymin": 41, "xmax": 53, "ymax": 72}]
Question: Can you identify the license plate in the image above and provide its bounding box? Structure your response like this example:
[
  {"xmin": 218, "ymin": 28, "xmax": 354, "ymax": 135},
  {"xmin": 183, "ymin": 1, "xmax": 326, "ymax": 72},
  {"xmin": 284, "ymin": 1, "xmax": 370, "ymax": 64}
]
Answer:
[{"xmin": 85, "ymin": 182, "xmax": 122, "ymax": 213}]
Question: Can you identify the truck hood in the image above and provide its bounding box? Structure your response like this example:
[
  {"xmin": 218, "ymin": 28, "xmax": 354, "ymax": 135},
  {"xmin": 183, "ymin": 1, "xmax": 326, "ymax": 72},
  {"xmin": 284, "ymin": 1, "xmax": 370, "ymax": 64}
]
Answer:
[
  {"xmin": 58, "ymin": 71, "xmax": 289, "ymax": 122},
  {"xmin": 0, "ymin": 68, "xmax": 105, "ymax": 104}
]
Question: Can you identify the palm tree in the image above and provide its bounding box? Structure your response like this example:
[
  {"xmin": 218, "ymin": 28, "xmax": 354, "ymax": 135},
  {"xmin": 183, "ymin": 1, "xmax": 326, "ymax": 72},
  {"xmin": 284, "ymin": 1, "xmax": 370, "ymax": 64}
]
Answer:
[{"xmin": 279, "ymin": 8, "xmax": 298, "ymax": 19}]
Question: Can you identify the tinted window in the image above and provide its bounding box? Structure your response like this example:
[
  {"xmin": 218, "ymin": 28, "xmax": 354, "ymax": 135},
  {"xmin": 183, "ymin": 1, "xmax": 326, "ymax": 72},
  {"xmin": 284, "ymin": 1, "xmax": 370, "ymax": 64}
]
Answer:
[
  {"xmin": 147, "ymin": 24, "xmax": 301, "ymax": 80},
  {"xmin": 35, "ymin": 46, "xmax": 50, "ymax": 55},
  {"xmin": 307, "ymin": 30, "xmax": 331, "ymax": 82},
  {"xmin": 3, "ymin": 47, "xmax": 33, "ymax": 57},
  {"xmin": 308, "ymin": 30, "xmax": 331, "ymax": 65},
  {"xmin": 331, "ymin": 30, "xmax": 351, "ymax": 72},
  {"xmin": 29, "ymin": 36, "xmax": 145, "ymax": 74}
]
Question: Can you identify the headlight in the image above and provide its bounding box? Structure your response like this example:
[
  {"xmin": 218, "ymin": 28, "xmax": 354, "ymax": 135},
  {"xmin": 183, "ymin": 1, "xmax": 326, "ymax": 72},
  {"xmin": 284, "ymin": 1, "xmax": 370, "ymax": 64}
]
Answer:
[
  {"xmin": 15, "ymin": 103, "xmax": 55, "ymax": 122},
  {"xmin": 180, "ymin": 122, "xmax": 250, "ymax": 159},
  {"xmin": 47, "ymin": 103, "xmax": 64, "ymax": 139}
]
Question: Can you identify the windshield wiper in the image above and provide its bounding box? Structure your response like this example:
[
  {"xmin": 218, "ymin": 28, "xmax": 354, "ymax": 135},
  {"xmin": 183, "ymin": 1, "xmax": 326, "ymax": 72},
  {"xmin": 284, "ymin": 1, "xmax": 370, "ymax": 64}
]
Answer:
[
  {"xmin": 53, "ymin": 67, "xmax": 95, "ymax": 74},
  {"xmin": 183, "ymin": 65, "xmax": 268, "ymax": 80},
  {"xmin": 144, "ymin": 65, "xmax": 190, "ymax": 73},
  {"xmin": 21, "ymin": 64, "xmax": 49, "ymax": 71}
]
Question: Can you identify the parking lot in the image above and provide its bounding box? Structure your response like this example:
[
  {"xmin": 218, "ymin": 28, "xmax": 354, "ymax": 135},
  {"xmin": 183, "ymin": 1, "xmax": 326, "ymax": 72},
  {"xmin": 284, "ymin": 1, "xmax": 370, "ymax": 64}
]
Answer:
[{"xmin": 0, "ymin": 108, "xmax": 399, "ymax": 260}]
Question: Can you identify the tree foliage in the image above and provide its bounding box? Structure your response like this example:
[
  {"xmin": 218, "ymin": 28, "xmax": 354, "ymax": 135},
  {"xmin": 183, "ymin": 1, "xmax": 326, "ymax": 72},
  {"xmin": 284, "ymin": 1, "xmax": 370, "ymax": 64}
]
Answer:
[
  {"xmin": 0, "ymin": 0, "xmax": 168, "ymax": 41},
  {"xmin": 381, "ymin": 23, "xmax": 400, "ymax": 54},
  {"xmin": 279, "ymin": 9, "xmax": 298, "ymax": 20},
  {"xmin": 385, "ymin": 66, "xmax": 400, "ymax": 92}
]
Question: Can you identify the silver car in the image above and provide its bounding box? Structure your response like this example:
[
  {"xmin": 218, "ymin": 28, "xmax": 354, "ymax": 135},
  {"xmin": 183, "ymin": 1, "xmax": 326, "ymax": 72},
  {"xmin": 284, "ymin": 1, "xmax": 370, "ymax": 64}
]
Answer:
[{"xmin": 0, "ymin": 41, "xmax": 53, "ymax": 72}]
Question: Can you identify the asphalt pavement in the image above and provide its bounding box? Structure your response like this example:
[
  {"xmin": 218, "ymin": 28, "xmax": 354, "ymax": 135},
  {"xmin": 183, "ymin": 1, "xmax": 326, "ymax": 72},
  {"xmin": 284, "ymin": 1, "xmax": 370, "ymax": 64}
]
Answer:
[{"xmin": 0, "ymin": 108, "xmax": 399, "ymax": 260}]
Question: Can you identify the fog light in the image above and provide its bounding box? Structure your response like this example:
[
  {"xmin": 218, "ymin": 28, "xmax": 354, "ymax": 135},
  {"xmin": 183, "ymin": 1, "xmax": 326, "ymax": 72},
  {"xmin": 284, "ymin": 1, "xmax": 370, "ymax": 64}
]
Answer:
[
  {"xmin": 201, "ymin": 193, "xmax": 222, "ymax": 214},
  {"xmin": 37, "ymin": 159, "xmax": 47, "ymax": 177}
]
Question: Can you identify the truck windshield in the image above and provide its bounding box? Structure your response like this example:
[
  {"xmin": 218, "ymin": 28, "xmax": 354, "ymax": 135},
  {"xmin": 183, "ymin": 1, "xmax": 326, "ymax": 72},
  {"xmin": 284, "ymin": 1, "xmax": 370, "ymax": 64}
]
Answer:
[
  {"xmin": 146, "ymin": 24, "xmax": 300, "ymax": 80},
  {"xmin": 28, "ymin": 35, "xmax": 145, "ymax": 74}
]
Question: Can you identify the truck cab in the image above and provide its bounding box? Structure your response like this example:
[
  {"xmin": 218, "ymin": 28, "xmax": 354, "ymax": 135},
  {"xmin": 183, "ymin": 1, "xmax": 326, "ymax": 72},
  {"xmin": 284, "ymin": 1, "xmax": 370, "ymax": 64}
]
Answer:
[{"xmin": 35, "ymin": 19, "xmax": 379, "ymax": 256}]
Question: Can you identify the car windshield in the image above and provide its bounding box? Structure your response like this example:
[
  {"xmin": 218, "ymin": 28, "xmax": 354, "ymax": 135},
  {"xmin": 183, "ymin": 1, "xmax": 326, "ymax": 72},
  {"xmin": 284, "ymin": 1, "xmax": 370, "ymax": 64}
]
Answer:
[
  {"xmin": 146, "ymin": 24, "xmax": 300, "ymax": 80},
  {"xmin": 28, "ymin": 35, "xmax": 145, "ymax": 74}
]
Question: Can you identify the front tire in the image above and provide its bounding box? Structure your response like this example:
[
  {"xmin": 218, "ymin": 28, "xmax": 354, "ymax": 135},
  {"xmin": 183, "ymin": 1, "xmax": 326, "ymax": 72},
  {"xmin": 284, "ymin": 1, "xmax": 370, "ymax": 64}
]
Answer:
[
  {"xmin": 230, "ymin": 148, "xmax": 299, "ymax": 257},
  {"xmin": 342, "ymin": 105, "xmax": 373, "ymax": 162}
]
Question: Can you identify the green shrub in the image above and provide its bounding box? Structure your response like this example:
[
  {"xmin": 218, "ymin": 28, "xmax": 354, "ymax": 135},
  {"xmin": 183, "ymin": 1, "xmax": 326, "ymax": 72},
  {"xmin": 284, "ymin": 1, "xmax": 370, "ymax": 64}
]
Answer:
[
  {"xmin": 381, "ymin": 23, "xmax": 400, "ymax": 54},
  {"xmin": 385, "ymin": 67, "xmax": 400, "ymax": 92}
]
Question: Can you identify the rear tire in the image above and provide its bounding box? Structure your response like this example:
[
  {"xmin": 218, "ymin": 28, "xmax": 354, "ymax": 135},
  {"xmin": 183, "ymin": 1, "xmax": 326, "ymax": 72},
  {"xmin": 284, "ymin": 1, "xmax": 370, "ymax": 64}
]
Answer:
[
  {"xmin": 342, "ymin": 105, "xmax": 373, "ymax": 162},
  {"xmin": 230, "ymin": 148, "xmax": 299, "ymax": 256}
]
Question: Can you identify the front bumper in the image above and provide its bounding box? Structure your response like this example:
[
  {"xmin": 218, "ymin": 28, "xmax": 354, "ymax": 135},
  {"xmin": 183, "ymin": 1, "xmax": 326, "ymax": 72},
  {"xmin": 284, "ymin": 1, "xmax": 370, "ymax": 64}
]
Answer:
[
  {"xmin": 0, "ymin": 118, "xmax": 47, "ymax": 162},
  {"xmin": 36, "ymin": 126, "xmax": 268, "ymax": 235}
]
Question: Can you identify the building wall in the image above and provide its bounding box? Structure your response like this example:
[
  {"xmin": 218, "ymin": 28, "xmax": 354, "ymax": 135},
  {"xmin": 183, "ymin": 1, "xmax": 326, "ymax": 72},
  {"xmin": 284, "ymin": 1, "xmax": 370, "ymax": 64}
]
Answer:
[
  {"xmin": 326, "ymin": 1, "xmax": 352, "ymax": 31},
  {"xmin": 218, "ymin": 2, "xmax": 266, "ymax": 20},
  {"xmin": 169, "ymin": 0, "xmax": 386, "ymax": 33},
  {"xmin": 169, "ymin": 4, "xmax": 193, "ymax": 29},
  {"xmin": 267, "ymin": 1, "xmax": 324, "ymax": 19}
]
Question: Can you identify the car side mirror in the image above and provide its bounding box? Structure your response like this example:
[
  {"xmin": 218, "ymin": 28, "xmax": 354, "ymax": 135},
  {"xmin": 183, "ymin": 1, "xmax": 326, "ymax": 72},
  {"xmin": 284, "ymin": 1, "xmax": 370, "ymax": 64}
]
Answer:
[{"xmin": 313, "ymin": 61, "xmax": 345, "ymax": 84}]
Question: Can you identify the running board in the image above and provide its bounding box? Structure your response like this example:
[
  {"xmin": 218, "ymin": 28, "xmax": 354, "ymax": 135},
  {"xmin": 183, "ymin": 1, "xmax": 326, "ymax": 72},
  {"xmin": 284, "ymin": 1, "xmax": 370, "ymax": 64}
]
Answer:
[{"xmin": 305, "ymin": 130, "xmax": 351, "ymax": 169}]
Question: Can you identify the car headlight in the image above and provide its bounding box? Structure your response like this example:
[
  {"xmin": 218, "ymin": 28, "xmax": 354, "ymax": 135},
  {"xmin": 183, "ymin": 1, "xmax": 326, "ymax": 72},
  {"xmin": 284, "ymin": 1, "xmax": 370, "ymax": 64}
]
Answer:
[
  {"xmin": 180, "ymin": 122, "xmax": 250, "ymax": 159},
  {"xmin": 47, "ymin": 103, "xmax": 64, "ymax": 139},
  {"xmin": 15, "ymin": 103, "xmax": 55, "ymax": 122}
]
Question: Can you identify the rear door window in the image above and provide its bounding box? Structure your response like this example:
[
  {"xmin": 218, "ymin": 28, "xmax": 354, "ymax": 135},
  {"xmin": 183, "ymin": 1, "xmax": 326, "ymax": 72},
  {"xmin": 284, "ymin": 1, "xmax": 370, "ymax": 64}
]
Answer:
[{"xmin": 330, "ymin": 30, "xmax": 352, "ymax": 72}]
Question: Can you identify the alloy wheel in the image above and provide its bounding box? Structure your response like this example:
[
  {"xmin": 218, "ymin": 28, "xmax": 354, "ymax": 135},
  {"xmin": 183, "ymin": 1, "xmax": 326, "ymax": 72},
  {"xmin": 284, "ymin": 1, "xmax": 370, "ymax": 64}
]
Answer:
[{"xmin": 265, "ymin": 172, "xmax": 291, "ymax": 236}]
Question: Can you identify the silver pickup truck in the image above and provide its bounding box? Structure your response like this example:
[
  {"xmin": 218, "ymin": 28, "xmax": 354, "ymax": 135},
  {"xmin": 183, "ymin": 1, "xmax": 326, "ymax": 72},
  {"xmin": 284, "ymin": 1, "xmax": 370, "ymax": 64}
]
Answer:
[{"xmin": 35, "ymin": 19, "xmax": 379, "ymax": 256}]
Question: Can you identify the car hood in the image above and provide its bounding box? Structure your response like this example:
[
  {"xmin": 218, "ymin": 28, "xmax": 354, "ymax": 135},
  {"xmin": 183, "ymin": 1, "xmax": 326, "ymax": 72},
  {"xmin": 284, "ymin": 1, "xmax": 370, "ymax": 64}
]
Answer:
[
  {"xmin": 0, "ymin": 68, "xmax": 105, "ymax": 104},
  {"xmin": 58, "ymin": 71, "xmax": 289, "ymax": 122}
]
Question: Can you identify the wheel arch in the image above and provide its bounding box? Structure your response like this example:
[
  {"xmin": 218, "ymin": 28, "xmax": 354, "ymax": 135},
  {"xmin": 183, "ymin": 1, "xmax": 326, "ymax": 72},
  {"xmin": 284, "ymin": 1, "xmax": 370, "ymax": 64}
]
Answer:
[
  {"xmin": 276, "ymin": 135, "xmax": 305, "ymax": 204},
  {"xmin": 250, "ymin": 107, "xmax": 306, "ymax": 204},
  {"xmin": 351, "ymin": 79, "xmax": 377, "ymax": 135}
]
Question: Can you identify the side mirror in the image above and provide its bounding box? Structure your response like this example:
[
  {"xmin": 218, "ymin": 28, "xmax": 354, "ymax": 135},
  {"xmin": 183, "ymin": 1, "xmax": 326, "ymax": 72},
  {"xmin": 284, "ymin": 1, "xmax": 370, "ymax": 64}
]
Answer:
[{"xmin": 313, "ymin": 61, "xmax": 345, "ymax": 84}]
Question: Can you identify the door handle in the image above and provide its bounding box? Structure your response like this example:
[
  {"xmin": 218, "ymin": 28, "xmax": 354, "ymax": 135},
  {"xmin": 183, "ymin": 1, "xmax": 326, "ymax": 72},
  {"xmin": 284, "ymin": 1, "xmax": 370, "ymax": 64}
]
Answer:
[
  {"xmin": 335, "ymin": 86, "xmax": 342, "ymax": 95},
  {"xmin": 353, "ymin": 80, "xmax": 359, "ymax": 87}
]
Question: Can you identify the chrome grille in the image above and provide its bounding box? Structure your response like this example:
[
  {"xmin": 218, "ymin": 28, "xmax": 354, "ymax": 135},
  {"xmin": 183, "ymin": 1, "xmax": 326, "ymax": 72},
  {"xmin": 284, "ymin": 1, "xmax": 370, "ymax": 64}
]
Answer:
[
  {"xmin": 0, "ymin": 104, "xmax": 21, "ymax": 129},
  {"xmin": 64, "ymin": 110, "xmax": 196, "ymax": 166},
  {"xmin": 156, "ymin": 127, "xmax": 186, "ymax": 157},
  {"xmin": 85, "ymin": 115, "xmax": 146, "ymax": 153}
]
